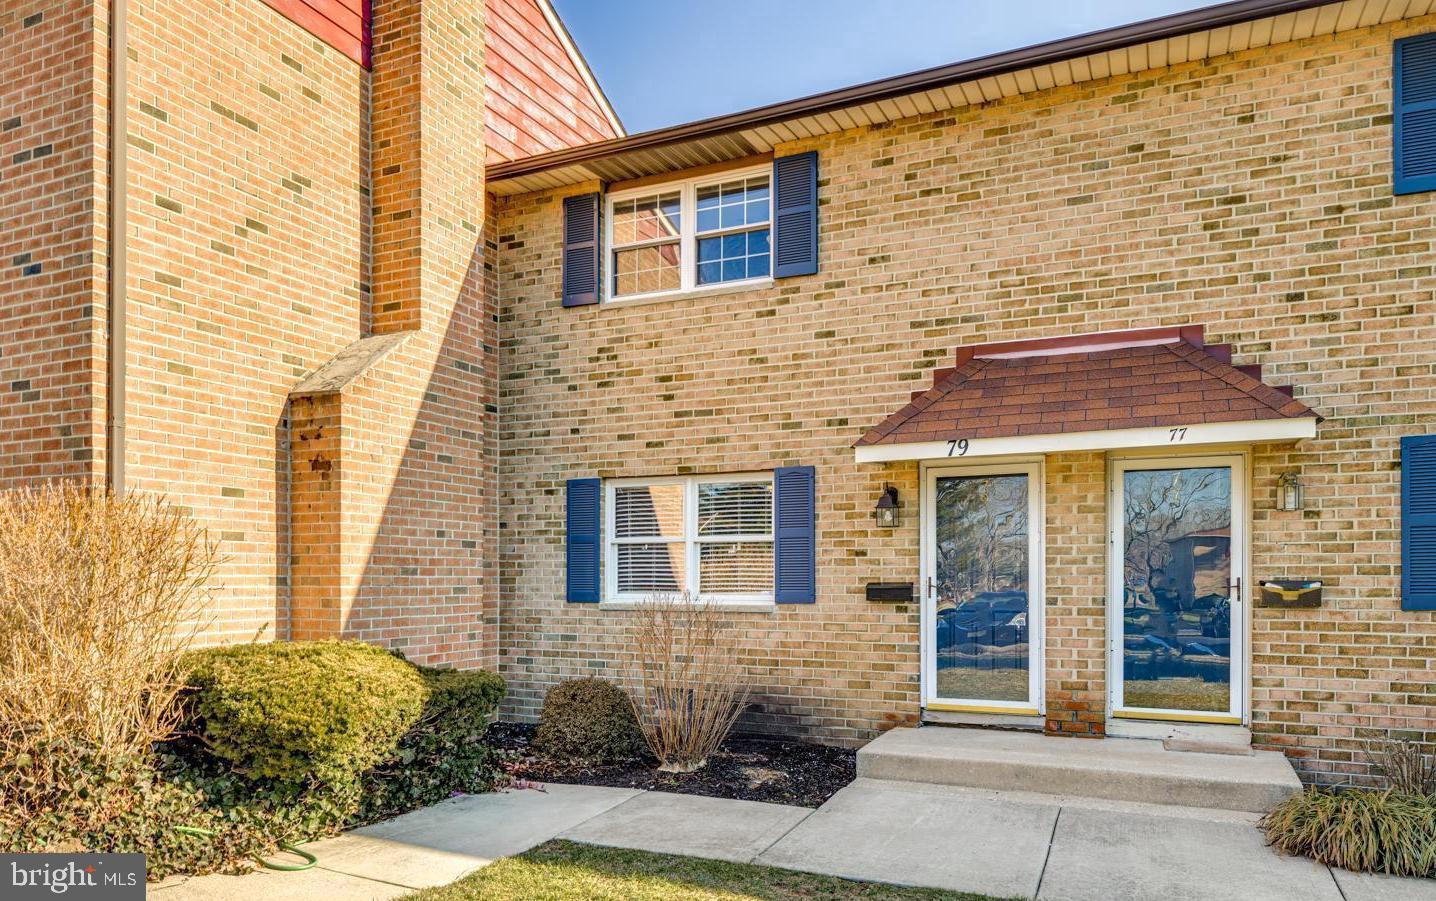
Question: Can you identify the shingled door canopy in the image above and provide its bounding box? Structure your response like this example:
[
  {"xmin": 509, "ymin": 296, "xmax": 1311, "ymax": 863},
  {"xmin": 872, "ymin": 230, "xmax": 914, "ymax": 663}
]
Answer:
[{"xmin": 854, "ymin": 326, "xmax": 1320, "ymax": 463}]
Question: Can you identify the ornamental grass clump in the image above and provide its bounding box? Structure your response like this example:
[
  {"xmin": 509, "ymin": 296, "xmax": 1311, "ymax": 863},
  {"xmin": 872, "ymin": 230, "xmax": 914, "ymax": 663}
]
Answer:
[
  {"xmin": 627, "ymin": 594, "xmax": 751, "ymax": 773},
  {"xmin": 1261, "ymin": 789, "xmax": 1436, "ymax": 877}
]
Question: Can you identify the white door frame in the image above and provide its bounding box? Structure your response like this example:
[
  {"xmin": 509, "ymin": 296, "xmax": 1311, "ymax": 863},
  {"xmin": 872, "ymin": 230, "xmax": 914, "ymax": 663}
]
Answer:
[
  {"xmin": 920, "ymin": 458, "xmax": 1046, "ymax": 716},
  {"xmin": 1106, "ymin": 452, "xmax": 1249, "ymax": 725}
]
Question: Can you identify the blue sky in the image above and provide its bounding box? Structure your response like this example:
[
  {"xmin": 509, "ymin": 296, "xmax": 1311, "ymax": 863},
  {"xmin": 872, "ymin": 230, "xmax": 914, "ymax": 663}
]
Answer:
[{"xmin": 555, "ymin": 0, "xmax": 1216, "ymax": 134}]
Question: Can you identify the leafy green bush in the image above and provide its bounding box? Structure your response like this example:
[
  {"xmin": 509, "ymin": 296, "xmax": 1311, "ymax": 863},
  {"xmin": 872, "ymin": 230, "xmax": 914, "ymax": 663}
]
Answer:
[
  {"xmin": 1261, "ymin": 789, "xmax": 1436, "ymax": 877},
  {"xmin": 168, "ymin": 643, "xmax": 507, "ymax": 849},
  {"xmin": 534, "ymin": 678, "xmax": 645, "ymax": 762},
  {"xmin": 182, "ymin": 641, "xmax": 427, "ymax": 785},
  {"xmin": 2, "ymin": 744, "xmax": 261, "ymax": 880},
  {"xmin": 359, "ymin": 666, "xmax": 506, "ymax": 822},
  {"xmin": 158, "ymin": 739, "xmax": 365, "ymax": 846},
  {"xmin": 4, "ymin": 640, "xmax": 507, "ymax": 879}
]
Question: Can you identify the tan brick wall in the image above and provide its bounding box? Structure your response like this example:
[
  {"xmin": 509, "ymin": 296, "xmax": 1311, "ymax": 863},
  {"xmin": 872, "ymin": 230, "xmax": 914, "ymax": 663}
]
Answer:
[
  {"xmin": 496, "ymin": 16, "xmax": 1436, "ymax": 782},
  {"xmin": 5, "ymin": 0, "xmax": 498, "ymax": 667},
  {"xmin": 0, "ymin": 0, "xmax": 108, "ymax": 488},
  {"xmin": 284, "ymin": 0, "xmax": 497, "ymax": 669},
  {"xmin": 288, "ymin": 389, "xmax": 344, "ymax": 640},
  {"xmin": 122, "ymin": 0, "xmax": 368, "ymax": 644},
  {"xmin": 353, "ymin": 0, "xmax": 496, "ymax": 669},
  {"xmin": 105, "ymin": 0, "xmax": 497, "ymax": 666},
  {"xmin": 1044, "ymin": 453, "xmax": 1108, "ymax": 738}
]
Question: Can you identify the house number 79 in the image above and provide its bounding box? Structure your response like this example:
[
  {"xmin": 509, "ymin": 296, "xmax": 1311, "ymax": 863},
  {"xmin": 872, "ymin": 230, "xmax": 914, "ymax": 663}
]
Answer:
[
  {"xmin": 1169, "ymin": 427, "xmax": 1188, "ymax": 442},
  {"xmin": 946, "ymin": 438, "xmax": 970, "ymax": 456}
]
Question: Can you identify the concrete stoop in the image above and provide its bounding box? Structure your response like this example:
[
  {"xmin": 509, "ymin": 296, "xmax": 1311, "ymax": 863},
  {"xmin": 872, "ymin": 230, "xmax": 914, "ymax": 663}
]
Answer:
[{"xmin": 857, "ymin": 726, "xmax": 1302, "ymax": 813}]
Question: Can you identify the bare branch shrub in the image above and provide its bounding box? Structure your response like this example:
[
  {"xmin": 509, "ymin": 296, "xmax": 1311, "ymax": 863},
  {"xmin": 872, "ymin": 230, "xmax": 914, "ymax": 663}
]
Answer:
[
  {"xmin": 0, "ymin": 483, "xmax": 216, "ymax": 792},
  {"xmin": 1366, "ymin": 735, "xmax": 1436, "ymax": 797},
  {"xmin": 627, "ymin": 593, "xmax": 750, "ymax": 773}
]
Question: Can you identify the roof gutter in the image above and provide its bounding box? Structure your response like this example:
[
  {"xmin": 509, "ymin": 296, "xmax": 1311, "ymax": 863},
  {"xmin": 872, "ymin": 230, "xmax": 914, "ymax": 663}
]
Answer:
[
  {"xmin": 106, "ymin": 0, "xmax": 127, "ymax": 494},
  {"xmin": 488, "ymin": 0, "xmax": 1335, "ymax": 182}
]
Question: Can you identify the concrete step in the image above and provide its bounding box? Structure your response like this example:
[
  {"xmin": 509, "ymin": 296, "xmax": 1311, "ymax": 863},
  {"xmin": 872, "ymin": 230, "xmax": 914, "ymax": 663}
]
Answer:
[
  {"xmin": 1162, "ymin": 724, "xmax": 1254, "ymax": 756},
  {"xmin": 857, "ymin": 726, "xmax": 1302, "ymax": 813},
  {"xmin": 1110, "ymin": 718, "xmax": 1256, "ymax": 755}
]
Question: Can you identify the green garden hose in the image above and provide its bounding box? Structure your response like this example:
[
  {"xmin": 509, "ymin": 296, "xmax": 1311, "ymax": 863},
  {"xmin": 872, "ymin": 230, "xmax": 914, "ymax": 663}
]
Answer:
[{"xmin": 172, "ymin": 825, "xmax": 318, "ymax": 871}]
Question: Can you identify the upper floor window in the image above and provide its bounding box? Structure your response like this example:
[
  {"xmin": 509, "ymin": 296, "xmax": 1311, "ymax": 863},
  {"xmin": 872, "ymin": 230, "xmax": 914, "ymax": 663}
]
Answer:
[{"xmin": 605, "ymin": 166, "xmax": 772, "ymax": 302}]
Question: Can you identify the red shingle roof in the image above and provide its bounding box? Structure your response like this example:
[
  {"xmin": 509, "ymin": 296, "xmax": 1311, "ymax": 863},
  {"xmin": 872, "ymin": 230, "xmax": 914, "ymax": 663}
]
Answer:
[{"xmin": 856, "ymin": 327, "xmax": 1319, "ymax": 447}]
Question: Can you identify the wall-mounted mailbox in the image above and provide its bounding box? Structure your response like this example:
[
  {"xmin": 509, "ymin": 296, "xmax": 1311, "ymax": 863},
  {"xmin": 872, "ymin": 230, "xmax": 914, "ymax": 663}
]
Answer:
[
  {"xmin": 865, "ymin": 582, "xmax": 914, "ymax": 603},
  {"xmin": 1258, "ymin": 579, "xmax": 1323, "ymax": 608}
]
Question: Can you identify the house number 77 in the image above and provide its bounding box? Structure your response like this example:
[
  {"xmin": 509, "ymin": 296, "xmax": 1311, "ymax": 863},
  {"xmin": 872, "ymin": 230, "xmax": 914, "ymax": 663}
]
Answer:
[
  {"xmin": 1169, "ymin": 427, "xmax": 1188, "ymax": 441},
  {"xmin": 946, "ymin": 439, "xmax": 970, "ymax": 456}
]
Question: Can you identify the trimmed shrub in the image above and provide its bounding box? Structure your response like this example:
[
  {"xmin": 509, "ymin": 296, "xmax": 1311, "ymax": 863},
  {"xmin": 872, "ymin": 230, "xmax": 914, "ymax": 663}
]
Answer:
[
  {"xmin": 534, "ymin": 678, "xmax": 645, "ymax": 762},
  {"xmin": 358, "ymin": 666, "xmax": 506, "ymax": 822},
  {"xmin": 7, "ymin": 634, "xmax": 507, "ymax": 878},
  {"xmin": 181, "ymin": 641, "xmax": 427, "ymax": 785},
  {"xmin": 1261, "ymin": 789, "xmax": 1436, "ymax": 877},
  {"xmin": 158, "ymin": 739, "xmax": 366, "ymax": 845},
  {"xmin": 166, "ymin": 645, "xmax": 508, "ymax": 849}
]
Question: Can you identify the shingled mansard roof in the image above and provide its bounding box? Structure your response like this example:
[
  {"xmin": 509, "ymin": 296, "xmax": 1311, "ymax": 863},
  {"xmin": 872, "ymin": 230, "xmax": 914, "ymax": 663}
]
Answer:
[{"xmin": 853, "ymin": 327, "xmax": 1320, "ymax": 462}]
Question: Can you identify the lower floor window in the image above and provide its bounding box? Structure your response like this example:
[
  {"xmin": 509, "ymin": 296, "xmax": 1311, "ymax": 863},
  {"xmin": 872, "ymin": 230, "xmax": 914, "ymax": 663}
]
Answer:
[{"xmin": 607, "ymin": 473, "xmax": 774, "ymax": 602}]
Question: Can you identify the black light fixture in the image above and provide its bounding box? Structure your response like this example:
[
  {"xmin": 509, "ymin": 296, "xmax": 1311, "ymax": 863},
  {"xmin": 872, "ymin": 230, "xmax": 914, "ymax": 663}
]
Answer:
[
  {"xmin": 873, "ymin": 485, "xmax": 901, "ymax": 528},
  {"xmin": 1276, "ymin": 471, "xmax": 1304, "ymax": 512}
]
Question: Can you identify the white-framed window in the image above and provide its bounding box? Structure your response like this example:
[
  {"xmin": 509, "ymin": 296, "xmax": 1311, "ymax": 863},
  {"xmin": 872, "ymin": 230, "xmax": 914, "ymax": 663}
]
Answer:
[
  {"xmin": 605, "ymin": 473, "xmax": 775, "ymax": 603},
  {"xmin": 605, "ymin": 165, "xmax": 772, "ymax": 302}
]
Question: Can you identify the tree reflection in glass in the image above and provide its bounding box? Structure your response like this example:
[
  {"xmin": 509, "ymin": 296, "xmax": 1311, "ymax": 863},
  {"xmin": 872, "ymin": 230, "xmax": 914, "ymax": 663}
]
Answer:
[
  {"xmin": 1121, "ymin": 467, "xmax": 1232, "ymax": 713},
  {"xmin": 933, "ymin": 474, "xmax": 1030, "ymax": 703}
]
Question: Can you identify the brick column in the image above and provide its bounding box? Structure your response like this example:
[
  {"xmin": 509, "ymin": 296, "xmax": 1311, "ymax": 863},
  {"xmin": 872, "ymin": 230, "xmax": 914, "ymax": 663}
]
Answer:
[
  {"xmin": 368, "ymin": 0, "xmax": 488, "ymax": 335},
  {"xmin": 288, "ymin": 392, "xmax": 345, "ymax": 639},
  {"xmin": 1044, "ymin": 452, "xmax": 1108, "ymax": 737},
  {"xmin": 288, "ymin": 0, "xmax": 496, "ymax": 670}
]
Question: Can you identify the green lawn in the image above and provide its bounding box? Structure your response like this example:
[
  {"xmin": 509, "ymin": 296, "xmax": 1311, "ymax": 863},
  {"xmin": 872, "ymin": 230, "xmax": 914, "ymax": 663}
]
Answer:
[
  {"xmin": 935, "ymin": 668, "xmax": 1029, "ymax": 703},
  {"xmin": 1122, "ymin": 677, "xmax": 1230, "ymax": 712},
  {"xmin": 400, "ymin": 840, "xmax": 1008, "ymax": 901}
]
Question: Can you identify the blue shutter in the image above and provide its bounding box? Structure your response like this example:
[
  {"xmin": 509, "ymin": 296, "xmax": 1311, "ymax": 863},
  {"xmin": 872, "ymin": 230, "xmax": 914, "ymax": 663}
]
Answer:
[
  {"xmin": 1402, "ymin": 435, "xmax": 1436, "ymax": 610},
  {"xmin": 1394, "ymin": 33, "xmax": 1436, "ymax": 195},
  {"xmin": 562, "ymin": 193, "xmax": 601, "ymax": 306},
  {"xmin": 772, "ymin": 152, "xmax": 818, "ymax": 278},
  {"xmin": 774, "ymin": 465, "xmax": 816, "ymax": 603},
  {"xmin": 566, "ymin": 478, "xmax": 601, "ymax": 602}
]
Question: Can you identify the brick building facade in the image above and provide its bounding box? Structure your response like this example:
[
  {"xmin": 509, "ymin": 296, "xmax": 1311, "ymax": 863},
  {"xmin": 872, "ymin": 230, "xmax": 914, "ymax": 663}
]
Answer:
[
  {"xmin": 3, "ymin": 0, "xmax": 1434, "ymax": 787},
  {"xmin": 489, "ymin": 2, "xmax": 1436, "ymax": 785},
  {"xmin": 0, "ymin": 0, "xmax": 616, "ymax": 666}
]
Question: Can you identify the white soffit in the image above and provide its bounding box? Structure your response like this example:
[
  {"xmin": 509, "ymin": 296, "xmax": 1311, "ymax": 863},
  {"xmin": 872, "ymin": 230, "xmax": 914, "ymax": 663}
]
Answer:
[{"xmin": 852, "ymin": 418, "xmax": 1319, "ymax": 464}]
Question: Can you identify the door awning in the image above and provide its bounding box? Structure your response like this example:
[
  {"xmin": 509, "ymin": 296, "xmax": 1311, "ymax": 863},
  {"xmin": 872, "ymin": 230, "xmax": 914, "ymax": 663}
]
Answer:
[{"xmin": 854, "ymin": 326, "xmax": 1320, "ymax": 464}]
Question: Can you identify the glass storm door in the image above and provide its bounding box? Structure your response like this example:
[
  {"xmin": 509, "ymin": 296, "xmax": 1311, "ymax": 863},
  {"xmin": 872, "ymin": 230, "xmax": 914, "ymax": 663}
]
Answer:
[
  {"xmin": 923, "ymin": 463, "xmax": 1043, "ymax": 714},
  {"xmin": 1109, "ymin": 457, "xmax": 1245, "ymax": 723}
]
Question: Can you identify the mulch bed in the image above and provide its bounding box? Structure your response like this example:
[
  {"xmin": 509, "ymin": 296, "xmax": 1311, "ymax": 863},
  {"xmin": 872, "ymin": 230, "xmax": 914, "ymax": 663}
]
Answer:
[{"xmin": 485, "ymin": 721, "xmax": 856, "ymax": 808}]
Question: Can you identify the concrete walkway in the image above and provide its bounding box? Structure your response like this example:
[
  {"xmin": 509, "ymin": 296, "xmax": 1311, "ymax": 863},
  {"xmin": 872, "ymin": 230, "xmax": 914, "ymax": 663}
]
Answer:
[{"xmin": 154, "ymin": 780, "xmax": 1436, "ymax": 901}]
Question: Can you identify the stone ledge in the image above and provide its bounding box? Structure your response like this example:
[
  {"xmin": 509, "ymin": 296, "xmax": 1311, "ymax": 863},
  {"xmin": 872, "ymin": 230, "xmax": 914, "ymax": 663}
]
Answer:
[{"xmin": 290, "ymin": 333, "xmax": 410, "ymax": 398}]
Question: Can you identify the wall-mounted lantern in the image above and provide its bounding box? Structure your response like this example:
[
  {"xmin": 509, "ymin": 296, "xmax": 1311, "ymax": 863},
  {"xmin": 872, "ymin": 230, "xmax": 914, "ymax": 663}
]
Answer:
[
  {"xmin": 1276, "ymin": 471, "xmax": 1304, "ymax": 512},
  {"xmin": 873, "ymin": 485, "xmax": 901, "ymax": 528}
]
